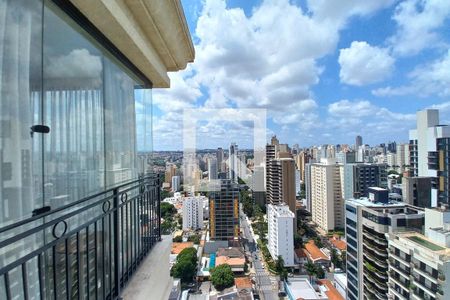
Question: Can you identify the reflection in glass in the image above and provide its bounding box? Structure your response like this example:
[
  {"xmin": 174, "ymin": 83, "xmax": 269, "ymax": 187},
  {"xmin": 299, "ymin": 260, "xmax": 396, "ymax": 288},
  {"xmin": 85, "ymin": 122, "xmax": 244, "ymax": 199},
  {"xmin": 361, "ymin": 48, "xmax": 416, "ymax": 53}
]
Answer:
[{"xmin": 0, "ymin": 1, "xmax": 44, "ymax": 298}]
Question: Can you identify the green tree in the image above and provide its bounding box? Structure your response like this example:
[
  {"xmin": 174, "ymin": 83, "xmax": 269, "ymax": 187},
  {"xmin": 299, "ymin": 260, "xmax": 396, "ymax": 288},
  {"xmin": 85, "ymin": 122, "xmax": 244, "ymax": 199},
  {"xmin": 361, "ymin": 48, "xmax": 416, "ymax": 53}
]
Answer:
[
  {"xmin": 187, "ymin": 234, "xmax": 201, "ymax": 245},
  {"xmin": 275, "ymin": 256, "xmax": 288, "ymax": 281},
  {"xmin": 161, "ymin": 217, "xmax": 176, "ymax": 234},
  {"xmin": 305, "ymin": 261, "xmax": 317, "ymax": 283},
  {"xmin": 341, "ymin": 250, "xmax": 347, "ymax": 270},
  {"xmin": 315, "ymin": 265, "xmax": 325, "ymax": 279},
  {"xmin": 161, "ymin": 190, "xmax": 171, "ymax": 200},
  {"xmin": 330, "ymin": 248, "xmax": 341, "ymax": 268},
  {"xmin": 299, "ymin": 183, "xmax": 306, "ymax": 199},
  {"xmin": 170, "ymin": 247, "xmax": 198, "ymax": 283},
  {"xmin": 178, "ymin": 247, "xmax": 198, "ymax": 262},
  {"xmin": 210, "ymin": 264, "xmax": 235, "ymax": 290},
  {"xmin": 241, "ymin": 190, "xmax": 254, "ymax": 218},
  {"xmin": 171, "ymin": 259, "xmax": 196, "ymax": 283},
  {"xmin": 173, "ymin": 235, "xmax": 183, "ymax": 242},
  {"xmin": 294, "ymin": 233, "xmax": 303, "ymax": 249},
  {"xmin": 313, "ymin": 237, "xmax": 323, "ymax": 248},
  {"xmin": 161, "ymin": 202, "xmax": 177, "ymax": 219}
]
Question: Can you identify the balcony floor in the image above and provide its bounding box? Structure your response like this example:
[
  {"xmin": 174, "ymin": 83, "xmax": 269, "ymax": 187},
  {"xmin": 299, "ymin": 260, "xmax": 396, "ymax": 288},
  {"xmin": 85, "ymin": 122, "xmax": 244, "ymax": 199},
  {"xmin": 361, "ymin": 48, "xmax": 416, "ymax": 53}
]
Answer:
[{"xmin": 121, "ymin": 235, "xmax": 173, "ymax": 300}]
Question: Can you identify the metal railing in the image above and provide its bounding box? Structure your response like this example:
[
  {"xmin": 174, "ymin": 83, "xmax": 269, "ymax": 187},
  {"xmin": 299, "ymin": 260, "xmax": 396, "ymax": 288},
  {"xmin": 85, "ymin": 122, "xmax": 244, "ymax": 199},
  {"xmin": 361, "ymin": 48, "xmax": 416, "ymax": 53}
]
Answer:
[{"xmin": 0, "ymin": 174, "xmax": 161, "ymax": 300}]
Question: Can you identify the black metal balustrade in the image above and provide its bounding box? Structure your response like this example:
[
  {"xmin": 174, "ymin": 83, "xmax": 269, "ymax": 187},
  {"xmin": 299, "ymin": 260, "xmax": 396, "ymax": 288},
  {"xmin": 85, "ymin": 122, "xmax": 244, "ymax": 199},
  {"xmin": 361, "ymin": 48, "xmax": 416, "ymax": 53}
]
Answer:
[{"xmin": 0, "ymin": 174, "xmax": 161, "ymax": 300}]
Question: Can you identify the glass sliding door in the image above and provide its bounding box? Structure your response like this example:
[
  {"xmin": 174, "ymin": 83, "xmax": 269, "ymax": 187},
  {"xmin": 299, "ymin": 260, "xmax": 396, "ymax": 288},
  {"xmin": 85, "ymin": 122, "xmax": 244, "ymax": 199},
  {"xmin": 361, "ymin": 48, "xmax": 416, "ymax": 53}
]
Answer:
[
  {"xmin": 43, "ymin": 1, "xmax": 105, "ymax": 210},
  {"xmin": 0, "ymin": 0, "xmax": 44, "ymax": 298}
]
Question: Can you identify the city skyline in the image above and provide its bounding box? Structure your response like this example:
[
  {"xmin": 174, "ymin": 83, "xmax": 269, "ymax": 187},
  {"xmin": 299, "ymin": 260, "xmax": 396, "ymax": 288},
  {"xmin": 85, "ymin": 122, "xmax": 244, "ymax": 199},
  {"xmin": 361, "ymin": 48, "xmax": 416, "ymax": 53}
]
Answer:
[{"xmin": 152, "ymin": 0, "xmax": 450, "ymax": 150}]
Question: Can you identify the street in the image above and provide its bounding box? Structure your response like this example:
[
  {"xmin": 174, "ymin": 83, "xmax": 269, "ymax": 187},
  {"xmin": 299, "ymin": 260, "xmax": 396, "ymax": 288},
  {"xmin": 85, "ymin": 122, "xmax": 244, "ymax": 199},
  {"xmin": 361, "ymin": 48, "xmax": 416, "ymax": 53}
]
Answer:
[{"xmin": 240, "ymin": 209, "xmax": 278, "ymax": 300}]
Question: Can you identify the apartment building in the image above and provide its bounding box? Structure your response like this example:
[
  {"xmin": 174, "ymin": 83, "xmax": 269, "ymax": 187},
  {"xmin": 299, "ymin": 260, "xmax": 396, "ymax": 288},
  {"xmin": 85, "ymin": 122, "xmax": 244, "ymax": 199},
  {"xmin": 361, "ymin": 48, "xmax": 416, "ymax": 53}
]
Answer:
[
  {"xmin": 182, "ymin": 196, "xmax": 205, "ymax": 230},
  {"xmin": 345, "ymin": 188, "xmax": 424, "ymax": 300},
  {"xmin": 266, "ymin": 156, "xmax": 297, "ymax": 215},
  {"xmin": 267, "ymin": 204, "xmax": 295, "ymax": 266},
  {"xmin": 342, "ymin": 163, "xmax": 387, "ymax": 200},
  {"xmin": 409, "ymin": 109, "xmax": 450, "ymax": 206},
  {"xmin": 402, "ymin": 176, "xmax": 432, "ymax": 208},
  {"xmin": 310, "ymin": 159, "xmax": 345, "ymax": 232},
  {"xmin": 209, "ymin": 179, "xmax": 240, "ymax": 241}
]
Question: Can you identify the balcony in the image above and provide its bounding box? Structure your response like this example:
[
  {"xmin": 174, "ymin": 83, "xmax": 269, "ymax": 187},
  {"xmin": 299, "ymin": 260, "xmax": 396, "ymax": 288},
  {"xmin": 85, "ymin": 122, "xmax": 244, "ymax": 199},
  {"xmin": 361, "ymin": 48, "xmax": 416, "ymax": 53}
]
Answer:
[
  {"xmin": 0, "ymin": 175, "xmax": 161, "ymax": 300},
  {"xmin": 413, "ymin": 267, "xmax": 437, "ymax": 284},
  {"xmin": 390, "ymin": 284, "xmax": 408, "ymax": 300}
]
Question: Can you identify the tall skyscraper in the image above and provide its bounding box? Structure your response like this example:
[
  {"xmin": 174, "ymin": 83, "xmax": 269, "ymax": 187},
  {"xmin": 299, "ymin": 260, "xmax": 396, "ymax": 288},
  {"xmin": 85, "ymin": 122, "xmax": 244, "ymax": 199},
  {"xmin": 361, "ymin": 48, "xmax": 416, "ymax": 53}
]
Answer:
[
  {"xmin": 217, "ymin": 147, "xmax": 224, "ymax": 172},
  {"xmin": 209, "ymin": 179, "xmax": 240, "ymax": 241},
  {"xmin": 396, "ymin": 143, "xmax": 409, "ymax": 173},
  {"xmin": 267, "ymin": 204, "xmax": 295, "ymax": 266},
  {"xmin": 229, "ymin": 143, "xmax": 238, "ymax": 182},
  {"xmin": 342, "ymin": 163, "xmax": 387, "ymax": 200},
  {"xmin": 271, "ymin": 135, "xmax": 280, "ymax": 146},
  {"xmin": 355, "ymin": 135, "xmax": 363, "ymax": 149},
  {"xmin": 266, "ymin": 156, "xmax": 297, "ymax": 215},
  {"xmin": 165, "ymin": 163, "xmax": 177, "ymax": 185},
  {"xmin": 345, "ymin": 189, "xmax": 424, "ymax": 300},
  {"xmin": 402, "ymin": 176, "xmax": 432, "ymax": 208},
  {"xmin": 208, "ymin": 157, "xmax": 218, "ymax": 181},
  {"xmin": 305, "ymin": 163, "xmax": 312, "ymax": 212},
  {"xmin": 310, "ymin": 159, "xmax": 344, "ymax": 232},
  {"xmin": 172, "ymin": 175, "xmax": 180, "ymax": 192},
  {"xmin": 294, "ymin": 151, "xmax": 310, "ymax": 182},
  {"xmin": 336, "ymin": 151, "xmax": 356, "ymax": 164},
  {"xmin": 409, "ymin": 109, "xmax": 450, "ymax": 206}
]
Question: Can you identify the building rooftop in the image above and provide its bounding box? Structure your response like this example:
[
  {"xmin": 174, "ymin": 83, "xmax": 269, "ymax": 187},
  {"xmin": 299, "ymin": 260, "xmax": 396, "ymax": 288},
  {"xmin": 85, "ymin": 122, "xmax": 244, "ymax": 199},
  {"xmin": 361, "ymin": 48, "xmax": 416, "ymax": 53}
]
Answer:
[
  {"xmin": 407, "ymin": 235, "xmax": 445, "ymax": 251},
  {"xmin": 318, "ymin": 280, "xmax": 345, "ymax": 300},
  {"xmin": 234, "ymin": 277, "xmax": 252, "ymax": 289},
  {"xmin": 285, "ymin": 278, "xmax": 326, "ymax": 299},
  {"xmin": 217, "ymin": 247, "xmax": 245, "ymax": 258},
  {"xmin": 271, "ymin": 204, "xmax": 295, "ymax": 218},
  {"xmin": 304, "ymin": 240, "xmax": 330, "ymax": 262},
  {"xmin": 391, "ymin": 232, "xmax": 450, "ymax": 259},
  {"xmin": 171, "ymin": 242, "xmax": 194, "ymax": 254},
  {"xmin": 346, "ymin": 197, "xmax": 403, "ymax": 207},
  {"xmin": 215, "ymin": 256, "xmax": 245, "ymax": 267},
  {"xmin": 295, "ymin": 248, "xmax": 307, "ymax": 258},
  {"xmin": 329, "ymin": 236, "xmax": 347, "ymax": 251}
]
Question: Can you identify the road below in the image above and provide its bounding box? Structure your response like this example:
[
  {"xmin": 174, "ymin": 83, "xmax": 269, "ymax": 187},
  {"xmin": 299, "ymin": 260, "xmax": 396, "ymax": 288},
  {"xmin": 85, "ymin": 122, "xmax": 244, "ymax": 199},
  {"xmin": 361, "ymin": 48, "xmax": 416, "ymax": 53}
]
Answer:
[{"xmin": 240, "ymin": 209, "xmax": 278, "ymax": 300}]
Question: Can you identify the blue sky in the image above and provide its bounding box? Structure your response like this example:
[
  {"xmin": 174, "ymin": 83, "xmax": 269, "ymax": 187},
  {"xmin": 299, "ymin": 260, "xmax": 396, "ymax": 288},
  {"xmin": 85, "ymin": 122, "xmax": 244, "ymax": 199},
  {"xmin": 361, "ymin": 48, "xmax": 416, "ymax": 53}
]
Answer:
[{"xmin": 151, "ymin": 0, "xmax": 450, "ymax": 150}]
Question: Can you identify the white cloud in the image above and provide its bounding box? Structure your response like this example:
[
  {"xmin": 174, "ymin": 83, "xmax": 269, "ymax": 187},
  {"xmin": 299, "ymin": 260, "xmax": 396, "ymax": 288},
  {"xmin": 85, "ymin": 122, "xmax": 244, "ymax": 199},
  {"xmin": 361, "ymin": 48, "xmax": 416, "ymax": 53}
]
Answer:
[
  {"xmin": 338, "ymin": 41, "xmax": 395, "ymax": 86},
  {"xmin": 389, "ymin": 0, "xmax": 450, "ymax": 56},
  {"xmin": 307, "ymin": 0, "xmax": 395, "ymax": 27},
  {"xmin": 151, "ymin": 0, "xmax": 417, "ymax": 149},
  {"xmin": 326, "ymin": 99, "xmax": 415, "ymax": 142},
  {"xmin": 152, "ymin": 67, "xmax": 201, "ymax": 112},
  {"xmin": 46, "ymin": 49, "xmax": 102, "ymax": 79},
  {"xmin": 373, "ymin": 50, "xmax": 450, "ymax": 97},
  {"xmin": 192, "ymin": 0, "xmax": 335, "ymax": 114}
]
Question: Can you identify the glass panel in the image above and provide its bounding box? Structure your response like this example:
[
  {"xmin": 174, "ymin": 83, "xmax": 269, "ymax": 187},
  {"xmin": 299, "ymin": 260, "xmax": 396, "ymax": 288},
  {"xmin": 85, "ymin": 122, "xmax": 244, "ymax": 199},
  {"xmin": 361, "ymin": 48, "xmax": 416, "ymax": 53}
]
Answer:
[
  {"xmin": 0, "ymin": 0, "xmax": 43, "ymax": 227},
  {"xmin": 0, "ymin": 0, "xmax": 44, "ymax": 298},
  {"xmin": 43, "ymin": 1, "xmax": 105, "ymax": 209},
  {"xmin": 135, "ymin": 88, "xmax": 152, "ymax": 175},
  {"xmin": 104, "ymin": 59, "xmax": 139, "ymax": 187}
]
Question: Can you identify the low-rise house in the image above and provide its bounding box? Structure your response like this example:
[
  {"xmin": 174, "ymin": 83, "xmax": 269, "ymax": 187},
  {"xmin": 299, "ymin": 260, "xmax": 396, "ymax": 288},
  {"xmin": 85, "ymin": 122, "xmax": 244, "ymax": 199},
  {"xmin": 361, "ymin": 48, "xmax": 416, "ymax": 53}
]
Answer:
[
  {"xmin": 215, "ymin": 256, "xmax": 246, "ymax": 273},
  {"xmin": 304, "ymin": 240, "xmax": 331, "ymax": 266},
  {"xmin": 318, "ymin": 280, "xmax": 345, "ymax": 300},
  {"xmin": 294, "ymin": 248, "xmax": 308, "ymax": 264},
  {"xmin": 329, "ymin": 235, "xmax": 346, "ymax": 254},
  {"xmin": 284, "ymin": 278, "xmax": 344, "ymax": 300}
]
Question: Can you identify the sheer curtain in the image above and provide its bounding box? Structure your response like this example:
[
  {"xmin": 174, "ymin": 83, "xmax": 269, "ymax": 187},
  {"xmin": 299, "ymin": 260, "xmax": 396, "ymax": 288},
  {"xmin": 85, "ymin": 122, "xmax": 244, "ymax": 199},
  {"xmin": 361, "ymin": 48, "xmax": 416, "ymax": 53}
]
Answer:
[
  {"xmin": 104, "ymin": 58, "xmax": 138, "ymax": 188},
  {"xmin": 0, "ymin": 0, "xmax": 43, "ymax": 298},
  {"xmin": 0, "ymin": 0, "xmax": 42, "ymax": 228}
]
